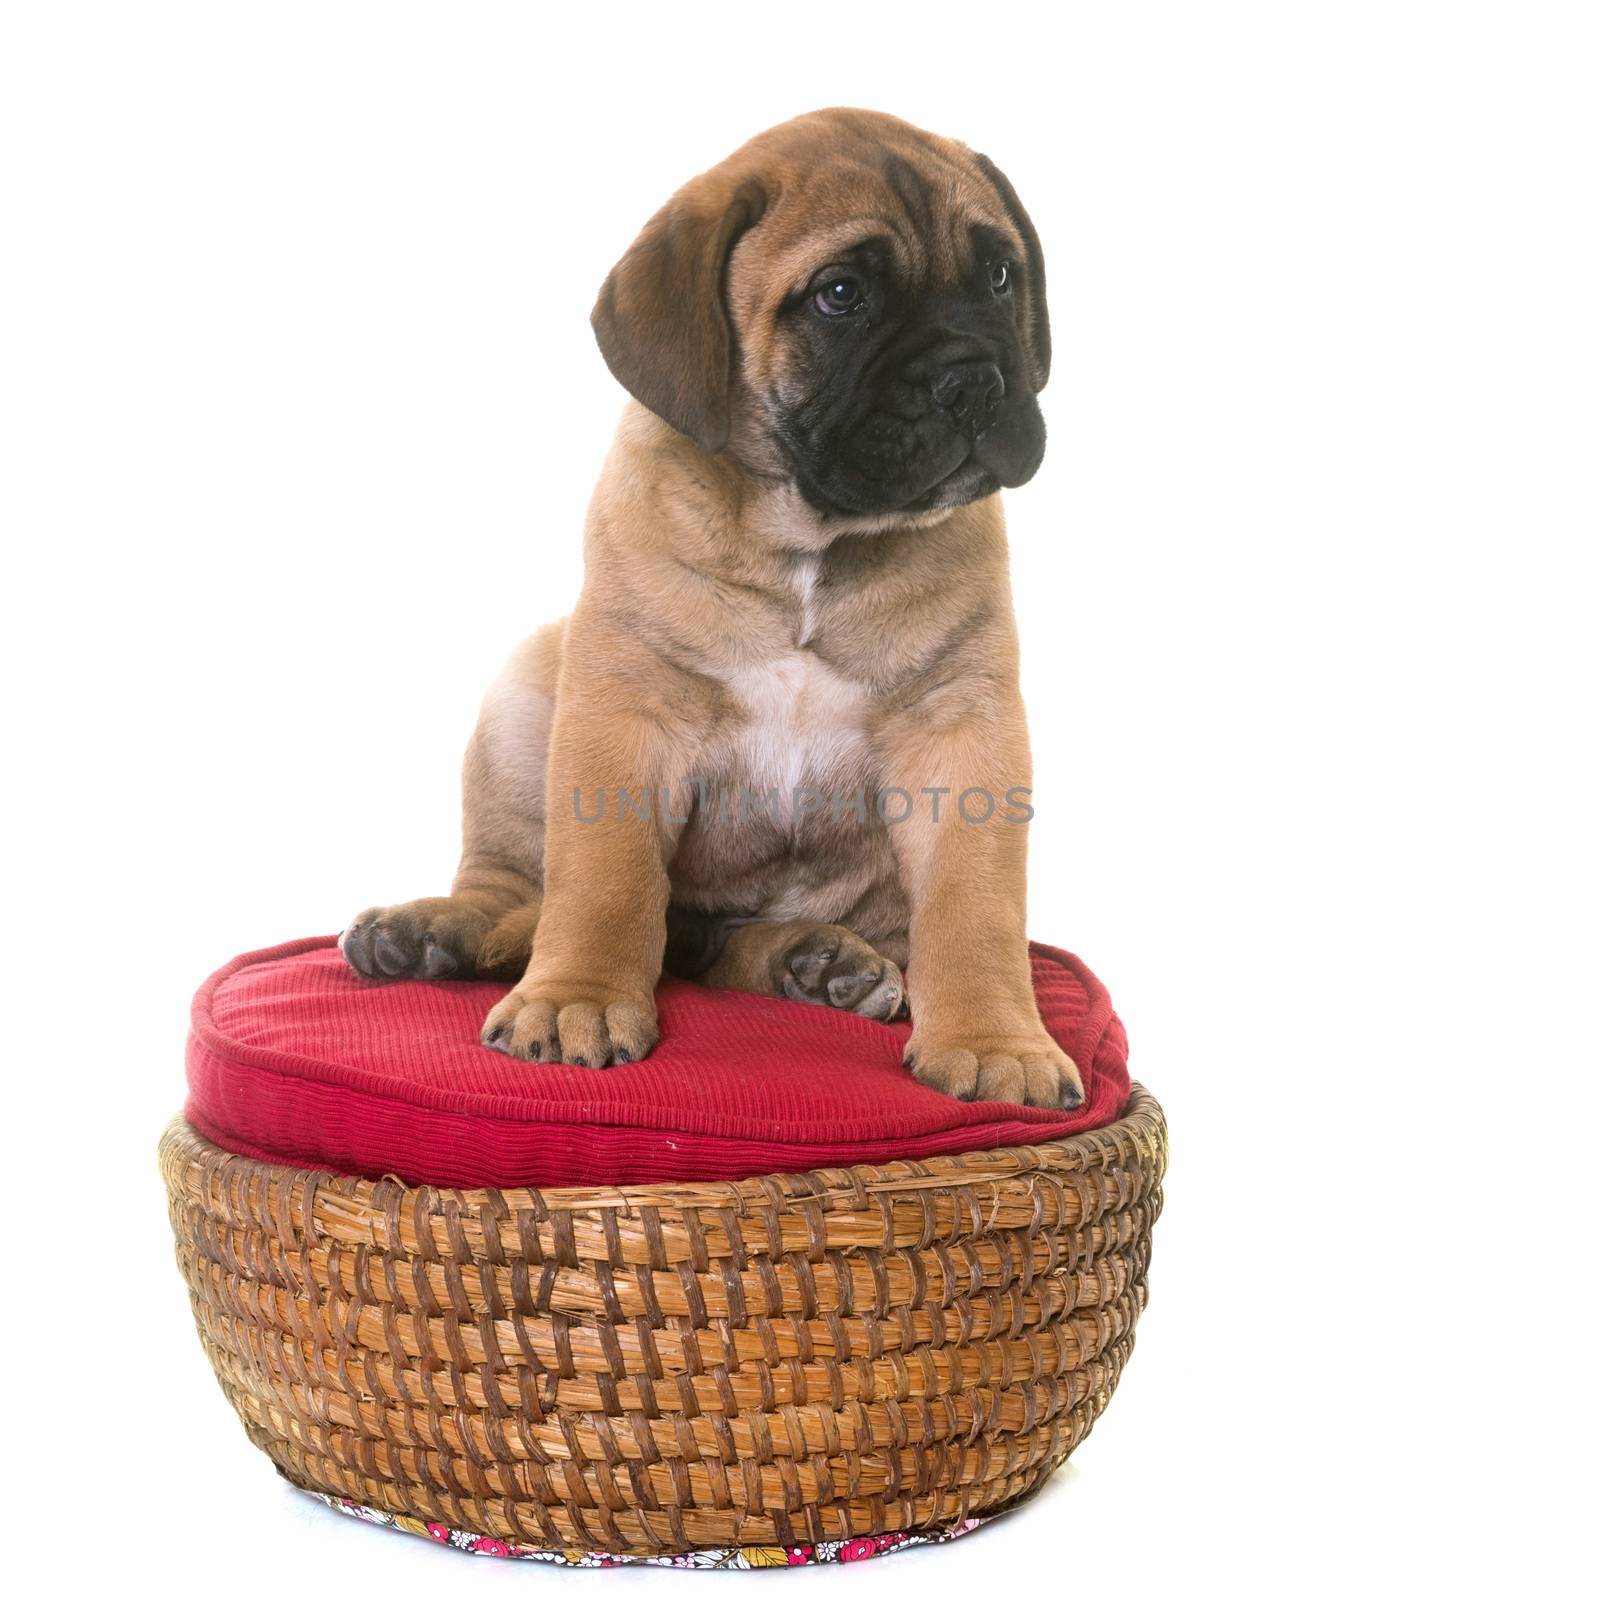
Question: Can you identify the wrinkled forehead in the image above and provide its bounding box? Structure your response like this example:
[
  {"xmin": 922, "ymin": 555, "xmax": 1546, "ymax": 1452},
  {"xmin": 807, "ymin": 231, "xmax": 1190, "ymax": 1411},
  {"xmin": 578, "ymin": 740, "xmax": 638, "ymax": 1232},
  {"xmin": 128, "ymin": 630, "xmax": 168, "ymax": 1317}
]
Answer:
[{"xmin": 730, "ymin": 149, "xmax": 1019, "ymax": 309}]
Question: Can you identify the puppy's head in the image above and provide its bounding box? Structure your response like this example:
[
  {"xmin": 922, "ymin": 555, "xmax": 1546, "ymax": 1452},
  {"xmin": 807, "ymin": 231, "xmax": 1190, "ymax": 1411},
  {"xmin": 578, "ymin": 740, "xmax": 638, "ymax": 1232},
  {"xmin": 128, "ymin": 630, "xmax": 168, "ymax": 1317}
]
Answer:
[{"xmin": 592, "ymin": 109, "xmax": 1050, "ymax": 523}]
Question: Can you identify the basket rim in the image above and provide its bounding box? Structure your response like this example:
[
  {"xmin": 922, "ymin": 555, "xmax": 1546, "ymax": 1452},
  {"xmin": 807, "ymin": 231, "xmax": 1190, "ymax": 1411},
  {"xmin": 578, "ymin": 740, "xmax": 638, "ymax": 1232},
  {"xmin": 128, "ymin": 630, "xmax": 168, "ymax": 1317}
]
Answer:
[{"xmin": 160, "ymin": 1081, "xmax": 1165, "ymax": 1215}]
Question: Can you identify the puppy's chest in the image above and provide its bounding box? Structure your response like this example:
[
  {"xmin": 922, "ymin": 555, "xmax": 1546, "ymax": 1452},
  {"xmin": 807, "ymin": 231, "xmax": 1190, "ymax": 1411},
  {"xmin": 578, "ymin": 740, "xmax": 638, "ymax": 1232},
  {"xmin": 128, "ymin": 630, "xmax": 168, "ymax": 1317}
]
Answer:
[{"xmin": 711, "ymin": 645, "xmax": 873, "ymax": 803}]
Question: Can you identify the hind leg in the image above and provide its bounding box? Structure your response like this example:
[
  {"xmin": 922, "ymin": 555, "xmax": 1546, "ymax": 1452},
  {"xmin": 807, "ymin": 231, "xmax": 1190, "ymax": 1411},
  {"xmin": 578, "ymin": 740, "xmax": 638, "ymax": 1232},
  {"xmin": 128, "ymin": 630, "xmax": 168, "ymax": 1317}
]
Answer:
[
  {"xmin": 340, "ymin": 884, "xmax": 541, "ymax": 981},
  {"xmin": 340, "ymin": 626, "xmax": 560, "ymax": 981},
  {"xmin": 682, "ymin": 918, "xmax": 909, "ymax": 1023}
]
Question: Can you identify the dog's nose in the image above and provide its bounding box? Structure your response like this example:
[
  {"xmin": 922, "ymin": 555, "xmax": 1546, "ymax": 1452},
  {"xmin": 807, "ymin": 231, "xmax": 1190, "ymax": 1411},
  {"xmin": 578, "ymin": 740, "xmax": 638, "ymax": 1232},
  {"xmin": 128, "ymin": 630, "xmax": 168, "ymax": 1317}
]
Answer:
[{"xmin": 931, "ymin": 361, "xmax": 1005, "ymax": 425}]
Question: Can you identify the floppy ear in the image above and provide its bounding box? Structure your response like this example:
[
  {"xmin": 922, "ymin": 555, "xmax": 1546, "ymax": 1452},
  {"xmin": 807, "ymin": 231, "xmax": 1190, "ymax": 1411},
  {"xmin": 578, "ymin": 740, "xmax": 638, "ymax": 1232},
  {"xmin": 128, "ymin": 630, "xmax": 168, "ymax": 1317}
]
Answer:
[
  {"xmin": 590, "ymin": 176, "xmax": 767, "ymax": 454},
  {"xmin": 974, "ymin": 153, "xmax": 1050, "ymax": 393}
]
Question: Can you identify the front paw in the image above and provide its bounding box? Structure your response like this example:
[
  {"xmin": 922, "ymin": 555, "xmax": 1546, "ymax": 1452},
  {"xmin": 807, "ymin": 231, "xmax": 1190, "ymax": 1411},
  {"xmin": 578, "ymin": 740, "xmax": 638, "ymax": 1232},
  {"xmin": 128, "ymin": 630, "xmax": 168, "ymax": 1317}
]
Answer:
[
  {"xmin": 906, "ymin": 1025, "xmax": 1084, "ymax": 1109},
  {"xmin": 480, "ymin": 981, "xmax": 657, "ymax": 1067},
  {"xmin": 779, "ymin": 926, "xmax": 908, "ymax": 1022}
]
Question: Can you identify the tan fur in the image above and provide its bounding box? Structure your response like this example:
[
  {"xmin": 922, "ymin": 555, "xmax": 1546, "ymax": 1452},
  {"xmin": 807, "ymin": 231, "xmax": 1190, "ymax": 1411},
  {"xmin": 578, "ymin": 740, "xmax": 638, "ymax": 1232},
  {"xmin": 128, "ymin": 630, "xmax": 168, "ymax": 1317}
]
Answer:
[{"xmin": 343, "ymin": 110, "xmax": 1079, "ymax": 1105}]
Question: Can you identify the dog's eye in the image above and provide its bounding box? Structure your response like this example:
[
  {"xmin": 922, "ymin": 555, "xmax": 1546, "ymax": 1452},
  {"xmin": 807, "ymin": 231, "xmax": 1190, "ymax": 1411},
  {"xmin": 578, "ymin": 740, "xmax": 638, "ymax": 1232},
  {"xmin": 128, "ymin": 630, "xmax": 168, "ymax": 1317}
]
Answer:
[
  {"xmin": 989, "ymin": 260, "xmax": 1012, "ymax": 294},
  {"xmin": 814, "ymin": 277, "xmax": 864, "ymax": 316}
]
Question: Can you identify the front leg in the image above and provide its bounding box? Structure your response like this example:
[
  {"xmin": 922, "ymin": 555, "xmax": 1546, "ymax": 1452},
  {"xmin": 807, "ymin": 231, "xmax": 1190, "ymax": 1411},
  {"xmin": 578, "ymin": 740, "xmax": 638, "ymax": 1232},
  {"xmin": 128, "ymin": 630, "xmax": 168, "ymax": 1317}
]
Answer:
[
  {"xmin": 481, "ymin": 687, "xmax": 684, "ymax": 1067},
  {"xmin": 882, "ymin": 695, "xmax": 1083, "ymax": 1108}
]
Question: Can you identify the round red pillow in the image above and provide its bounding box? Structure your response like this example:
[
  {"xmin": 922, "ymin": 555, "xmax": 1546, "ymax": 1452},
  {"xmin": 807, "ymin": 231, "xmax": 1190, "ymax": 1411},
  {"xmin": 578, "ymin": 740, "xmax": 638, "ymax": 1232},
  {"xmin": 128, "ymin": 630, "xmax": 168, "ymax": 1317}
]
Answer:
[{"xmin": 185, "ymin": 937, "xmax": 1130, "ymax": 1187}]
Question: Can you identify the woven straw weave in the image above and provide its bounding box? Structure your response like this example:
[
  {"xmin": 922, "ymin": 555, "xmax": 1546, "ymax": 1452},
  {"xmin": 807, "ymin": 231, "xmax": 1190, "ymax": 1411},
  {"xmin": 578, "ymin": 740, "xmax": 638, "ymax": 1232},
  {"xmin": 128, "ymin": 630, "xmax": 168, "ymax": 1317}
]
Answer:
[{"xmin": 160, "ymin": 1084, "xmax": 1165, "ymax": 1557}]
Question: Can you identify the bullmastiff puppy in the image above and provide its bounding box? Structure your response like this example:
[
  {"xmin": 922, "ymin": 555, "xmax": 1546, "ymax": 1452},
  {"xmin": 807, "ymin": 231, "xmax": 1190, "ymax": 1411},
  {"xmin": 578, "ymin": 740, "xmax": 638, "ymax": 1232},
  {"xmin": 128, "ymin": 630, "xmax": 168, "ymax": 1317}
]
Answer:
[{"xmin": 341, "ymin": 107, "xmax": 1081, "ymax": 1108}]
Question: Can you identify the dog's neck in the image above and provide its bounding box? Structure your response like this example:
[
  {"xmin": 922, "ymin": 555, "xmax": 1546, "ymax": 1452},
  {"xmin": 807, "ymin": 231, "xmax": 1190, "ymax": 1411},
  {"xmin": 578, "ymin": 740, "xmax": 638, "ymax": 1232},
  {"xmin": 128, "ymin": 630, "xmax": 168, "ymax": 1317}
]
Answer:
[
  {"xmin": 592, "ymin": 404, "xmax": 1013, "ymax": 683},
  {"xmin": 611, "ymin": 404, "xmax": 981, "ymax": 581},
  {"xmin": 594, "ymin": 404, "xmax": 1012, "ymax": 680},
  {"xmin": 742, "ymin": 478, "xmax": 961, "ymax": 551}
]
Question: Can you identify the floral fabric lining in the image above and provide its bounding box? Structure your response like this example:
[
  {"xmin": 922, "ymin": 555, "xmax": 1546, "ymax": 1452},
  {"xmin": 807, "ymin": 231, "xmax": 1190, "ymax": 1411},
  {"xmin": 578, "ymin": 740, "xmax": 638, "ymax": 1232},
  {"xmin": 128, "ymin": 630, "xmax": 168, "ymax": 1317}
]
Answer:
[{"xmin": 314, "ymin": 1492, "xmax": 990, "ymax": 1568}]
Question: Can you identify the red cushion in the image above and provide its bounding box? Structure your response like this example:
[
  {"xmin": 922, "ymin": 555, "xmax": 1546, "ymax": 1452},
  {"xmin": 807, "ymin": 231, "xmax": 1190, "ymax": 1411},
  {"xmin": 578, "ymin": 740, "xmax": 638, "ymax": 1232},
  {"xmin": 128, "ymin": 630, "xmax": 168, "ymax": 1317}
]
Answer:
[{"xmin": 184, "ymin": 937, "xmax": 1131, "ymax": 1188}]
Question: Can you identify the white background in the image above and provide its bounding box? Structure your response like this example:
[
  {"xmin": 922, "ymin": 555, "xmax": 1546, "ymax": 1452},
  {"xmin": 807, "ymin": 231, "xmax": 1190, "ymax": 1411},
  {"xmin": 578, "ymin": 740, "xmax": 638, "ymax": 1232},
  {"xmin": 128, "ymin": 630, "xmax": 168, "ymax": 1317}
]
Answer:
[{"xmin": 2, "ymin": 3, "xmax": 1594, "ymax": 1593}]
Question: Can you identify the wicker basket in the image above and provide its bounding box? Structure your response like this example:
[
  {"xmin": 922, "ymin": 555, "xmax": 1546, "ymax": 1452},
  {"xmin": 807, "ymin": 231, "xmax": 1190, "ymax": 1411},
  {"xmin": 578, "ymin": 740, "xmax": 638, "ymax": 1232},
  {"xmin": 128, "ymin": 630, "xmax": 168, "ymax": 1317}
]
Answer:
[{"xmin": 160, "ymin": 1085, "xmax": 1166, "ymax": 1562}]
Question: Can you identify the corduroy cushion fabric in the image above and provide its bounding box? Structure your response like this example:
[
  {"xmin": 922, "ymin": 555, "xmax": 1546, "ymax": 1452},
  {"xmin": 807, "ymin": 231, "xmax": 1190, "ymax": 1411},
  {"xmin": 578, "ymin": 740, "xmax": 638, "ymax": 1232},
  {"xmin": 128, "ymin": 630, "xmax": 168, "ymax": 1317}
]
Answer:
[{"xmin": 184, "ymin": 937, "xmax": 1131, "ymax": 1188}]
